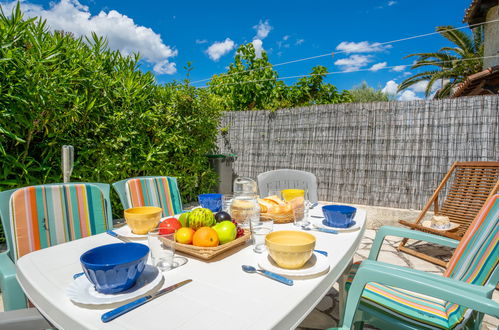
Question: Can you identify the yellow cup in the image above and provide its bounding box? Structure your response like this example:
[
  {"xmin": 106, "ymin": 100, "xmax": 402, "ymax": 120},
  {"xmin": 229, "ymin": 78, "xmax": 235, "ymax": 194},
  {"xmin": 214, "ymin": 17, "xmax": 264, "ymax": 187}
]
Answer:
[{"xmin": 281, "ymin": 189, "xmax": 305, "ymax": 202}]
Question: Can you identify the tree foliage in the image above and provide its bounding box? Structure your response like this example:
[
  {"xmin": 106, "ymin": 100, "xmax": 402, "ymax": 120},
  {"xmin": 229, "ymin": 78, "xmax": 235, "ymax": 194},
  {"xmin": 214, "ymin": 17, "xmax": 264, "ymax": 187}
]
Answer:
[
  {"xmin": 399, "ymin": 26, "xmax": 484, "ymax": 98},
  {"xmin": 0, "ymin": 4, "xmax": 222, "ymax": 243},
  {"xmin": 349, "ymin": 81, "xmax": 390, "ymax": 103},
  {"xmin": 209, "ymin": 43, "xmax": 351, "ymax": 110}
]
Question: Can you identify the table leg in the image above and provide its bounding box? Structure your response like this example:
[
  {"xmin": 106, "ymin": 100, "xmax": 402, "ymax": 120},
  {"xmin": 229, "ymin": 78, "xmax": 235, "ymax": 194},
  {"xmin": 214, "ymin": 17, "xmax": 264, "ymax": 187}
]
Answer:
[{"xmin": 338, "ymin": 258, "xmax": 353, "ymax": 325}]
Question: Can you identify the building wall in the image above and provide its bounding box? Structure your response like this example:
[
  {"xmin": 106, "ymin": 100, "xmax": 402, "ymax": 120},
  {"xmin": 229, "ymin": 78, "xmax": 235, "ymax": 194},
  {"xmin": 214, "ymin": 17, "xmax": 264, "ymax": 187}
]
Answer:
[
  {"xmin": 216, "ymin": 95, "xmax": 499, "ymax": 210},
  {"xmin": 484, "ymin": 5, "xmax": 499, "ymax": 68}
]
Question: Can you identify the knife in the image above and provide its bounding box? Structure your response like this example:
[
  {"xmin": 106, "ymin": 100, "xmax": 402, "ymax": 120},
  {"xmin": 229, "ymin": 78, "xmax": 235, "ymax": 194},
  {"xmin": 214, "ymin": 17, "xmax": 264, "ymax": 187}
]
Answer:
[
  {"xmin": 101, "ymin": 279, "xmax": 192, "ymax": 322},
  {"xmin": 106, "ymin": 230, "xmax": 132, "ymax": 243},
  {"xmin": 313, "ymin": 227, "xmax": 338, "ymax": 234}
]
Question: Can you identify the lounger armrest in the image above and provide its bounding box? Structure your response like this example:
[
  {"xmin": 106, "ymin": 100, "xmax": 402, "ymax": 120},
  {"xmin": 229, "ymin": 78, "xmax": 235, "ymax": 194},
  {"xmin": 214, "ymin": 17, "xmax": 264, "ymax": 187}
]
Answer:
[
  {"xmin": 339, "ymin": 260, "xmax": 499, "ymax": 329},
  {"xmin": 368, "ymin": 226, "xmax": 459, "ymax": 260}
]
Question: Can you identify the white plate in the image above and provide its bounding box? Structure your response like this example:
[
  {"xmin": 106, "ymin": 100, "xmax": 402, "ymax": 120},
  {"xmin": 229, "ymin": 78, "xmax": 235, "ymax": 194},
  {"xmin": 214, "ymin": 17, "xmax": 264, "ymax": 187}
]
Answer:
[
  {"xmin": 311, "ymin": 217, "xmax": 361, "ymax": 232},
  {"xmin": 258, "ymin": 252, "xmax": 330, "ymax": 279},
  {"xmin": 309, "ymin": 205, "xmax": 364, "ymax": 232},
  {"xmin": 422, "ymin": 220, "xmax": 460, "ymax": 232},
  {"xmin": 67, "ymin": 265, "xmax": 163, "ymax": 305},
  {"xmin": 113, "ymin": 217, "xmax": 173, "ymax": 239}
]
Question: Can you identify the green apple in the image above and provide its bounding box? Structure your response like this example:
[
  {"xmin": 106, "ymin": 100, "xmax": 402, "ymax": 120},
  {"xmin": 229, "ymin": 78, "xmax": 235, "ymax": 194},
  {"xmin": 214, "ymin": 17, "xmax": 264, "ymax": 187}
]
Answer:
[
  {"xmin": 212, "ymin": 221, "xmax": 237, "ymax": 245},
  {"xmin": 178, "ymin": 212, "xmax": 190, "ymax": 227}
]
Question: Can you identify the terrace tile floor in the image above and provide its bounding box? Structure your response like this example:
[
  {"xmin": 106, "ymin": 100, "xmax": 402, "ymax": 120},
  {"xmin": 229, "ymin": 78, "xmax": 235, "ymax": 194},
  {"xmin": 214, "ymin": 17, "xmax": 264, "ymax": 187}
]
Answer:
[
  {"xmin": 0, "ymin": 229, "xmax": 497, "ymax": 329},
  {"xmin": 298, "ymin": 229, "xmax": 499, "ymax": 330}
]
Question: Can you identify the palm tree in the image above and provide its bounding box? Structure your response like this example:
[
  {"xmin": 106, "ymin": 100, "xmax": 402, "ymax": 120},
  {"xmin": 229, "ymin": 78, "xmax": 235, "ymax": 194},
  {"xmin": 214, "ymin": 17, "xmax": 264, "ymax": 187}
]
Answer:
[{"xmin": 398, "ymin": 26, "xmax": 483, "ymax": 98}]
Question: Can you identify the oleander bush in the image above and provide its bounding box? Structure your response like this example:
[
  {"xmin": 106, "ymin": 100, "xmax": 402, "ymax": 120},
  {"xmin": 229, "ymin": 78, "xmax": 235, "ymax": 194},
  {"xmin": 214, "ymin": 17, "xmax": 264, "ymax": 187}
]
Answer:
[{"xmin": 0, "ymin": 5, "xmax": 221, "ymax": 243}]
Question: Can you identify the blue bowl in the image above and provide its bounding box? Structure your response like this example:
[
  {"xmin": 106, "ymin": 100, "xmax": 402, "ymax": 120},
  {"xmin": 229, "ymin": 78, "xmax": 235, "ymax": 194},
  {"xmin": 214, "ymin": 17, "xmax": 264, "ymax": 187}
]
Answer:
[
  {"xmin": 80, "ymin": 243, "xmax": 149, "ymax": 294},
  {"xmin": 198, "ymin": 193, "xmax": 222, "ymax": 212},
  {"xmin": 322, "ymin": 205, "xmax": 357, "ymax": 228}
]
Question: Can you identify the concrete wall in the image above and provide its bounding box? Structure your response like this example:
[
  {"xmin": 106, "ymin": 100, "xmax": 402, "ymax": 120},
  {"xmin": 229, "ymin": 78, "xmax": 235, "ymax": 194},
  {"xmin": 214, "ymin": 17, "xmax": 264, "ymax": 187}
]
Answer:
[{"xmin": 484, "ymin": 5, "xmax": 499, "ymax": 68}]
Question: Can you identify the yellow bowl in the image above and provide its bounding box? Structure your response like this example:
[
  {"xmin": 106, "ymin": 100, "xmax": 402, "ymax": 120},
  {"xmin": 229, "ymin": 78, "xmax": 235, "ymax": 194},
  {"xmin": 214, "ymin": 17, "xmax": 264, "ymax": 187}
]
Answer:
[
  {"xmin": 281, "ymin": 189, "xmax": 305, "ymax": 202},
  {"xmin": 124, "ymin": 206, "xmax": 162, "ymax": 235},
  {"xmin": 265, "ymin": 230, "xmax": 316, "ymax": 269}
]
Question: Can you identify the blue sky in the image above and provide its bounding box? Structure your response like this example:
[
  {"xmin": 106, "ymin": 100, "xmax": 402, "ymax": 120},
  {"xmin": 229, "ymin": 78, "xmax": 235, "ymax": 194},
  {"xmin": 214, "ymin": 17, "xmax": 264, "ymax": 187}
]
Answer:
[{"xmin": 0, "ymin": 0, "xmax": 474, "ymax": 100}]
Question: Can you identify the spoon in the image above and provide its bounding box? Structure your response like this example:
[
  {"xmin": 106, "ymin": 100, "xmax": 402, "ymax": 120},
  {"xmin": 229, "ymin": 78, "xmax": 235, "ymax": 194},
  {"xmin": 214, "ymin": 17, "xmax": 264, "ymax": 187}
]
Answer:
[
  {"xmin": 301, "ymin": 225, "xmax": 338, "ymax": 234},
  {"xmin": 73, "ymin": 272, "xmax": 84, "ymax": 280},
  {"xmin": 241, "ymin": 265, "xmax": 293, "ymax": 286},
  {"xmin": 313, "ymin": 249, "xmax": 328, "ymax": 257}
]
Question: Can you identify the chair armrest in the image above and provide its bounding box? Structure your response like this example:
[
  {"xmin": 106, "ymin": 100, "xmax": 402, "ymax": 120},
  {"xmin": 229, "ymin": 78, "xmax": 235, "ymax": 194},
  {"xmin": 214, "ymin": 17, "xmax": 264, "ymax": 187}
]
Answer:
[
  {"xmin": 368, "ymin": 226, "xmax": 460, "ymax": 260},
  {"xmin": 340, "ymin": 260, "xmax": 499, "ymax": 329},
  {"xmin": 0, "ymin": 251, "xmax": 28, "ymax": 310},
  {"xmin": 0, "ymin": 251, "xmax": 16, "ymax": 284}
]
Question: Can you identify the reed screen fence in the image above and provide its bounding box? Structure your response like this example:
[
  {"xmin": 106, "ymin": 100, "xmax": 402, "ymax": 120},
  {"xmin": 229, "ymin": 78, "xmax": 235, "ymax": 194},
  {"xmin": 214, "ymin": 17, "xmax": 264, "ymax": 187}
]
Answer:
[{"xmin": 216, "ymin": 95, "xmax": 499, "ymax": 210}]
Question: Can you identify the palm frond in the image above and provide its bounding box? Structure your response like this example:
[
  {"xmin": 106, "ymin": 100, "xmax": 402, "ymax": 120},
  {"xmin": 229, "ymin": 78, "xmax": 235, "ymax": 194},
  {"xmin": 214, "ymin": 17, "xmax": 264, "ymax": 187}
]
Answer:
[
  {"xmin": 437, "ymin": 26, "xmax": 475, "ymax": 54},
  {"xmin": 400, "ymin": 25, "xmax": 483, "ymax": 98}
]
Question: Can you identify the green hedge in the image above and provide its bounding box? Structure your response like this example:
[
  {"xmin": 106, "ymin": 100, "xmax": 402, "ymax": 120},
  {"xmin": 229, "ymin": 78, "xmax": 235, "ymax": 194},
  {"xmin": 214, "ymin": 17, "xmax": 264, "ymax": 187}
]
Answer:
[{"xmin": 0, "ymin": 5, "xmax": 222, "ymax": 243}]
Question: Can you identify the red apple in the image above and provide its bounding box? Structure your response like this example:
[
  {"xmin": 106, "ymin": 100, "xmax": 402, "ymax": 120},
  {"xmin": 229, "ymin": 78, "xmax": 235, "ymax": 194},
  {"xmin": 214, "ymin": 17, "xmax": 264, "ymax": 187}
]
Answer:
[{"xmin": 159, "ymin": 217, "xmax": 181, "ymax": 235}]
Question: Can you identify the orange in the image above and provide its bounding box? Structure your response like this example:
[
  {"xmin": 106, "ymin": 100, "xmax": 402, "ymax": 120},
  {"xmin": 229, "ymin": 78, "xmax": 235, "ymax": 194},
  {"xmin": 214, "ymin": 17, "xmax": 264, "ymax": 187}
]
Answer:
[
  {"xmin": 192, "ymin": 227, "xmax": 219, "ymax": 247},
  {"xmin": 175, "ymin": 227, "xmax": 195, "ymax": 244}
]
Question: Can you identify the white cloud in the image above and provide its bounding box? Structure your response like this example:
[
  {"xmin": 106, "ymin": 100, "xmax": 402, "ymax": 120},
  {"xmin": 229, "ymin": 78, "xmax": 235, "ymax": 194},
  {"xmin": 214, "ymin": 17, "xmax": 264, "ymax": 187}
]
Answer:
[
  {"xmin": 334, "ymin": 55, "xmax": 371, "ymax": 72},
  {"xmin": 253, "ymin": 19, "xmax": 272, "ymax": 40},
  {"xmin": 249, "ymin": 19, "xmax": 272, "ymax": 59},
  {"xmin": 0, "ymin": 0, "xmax": 178, "ymax": 74},
  {"xmin": 283, "ymin": 35, "xmax": 290, "ymax": 41},
  {"xmin": 336, "ymin": 41, "xmax": 391, "ymax": 54},
  {"xmin": 410, "ymin": 80, "xmax": 429, "ymax": 93},
  {"xmin": 382, "ymin": 80, "xmax": 423, "ymax": 101},
  {"xmin": 206, "ymin": 38, "xmax": 235, "ymax": 61},
  {"xmin": 391, "ymin": 65, "xmax": 406, "ymax": 72},
  {"xmin": 399, "ymin": 90, "xmax": 421, "ymax": 101},
  {"xmin": 295, "ymin": 39, "xmax": 304, "ymax": 45},
  {"xmin": 369, "ymin": 62, "xmax": 387, "ymax": 72},
  {"xmin": 252, "ymin": 39, "xmax": 264, "ymax": 58},
  {"xmin": 382, "ymin": 80, "xmax": 399, "ymax": 95},
  {"xmin": 388, "ymin": 1, "xmax": 397, "ymax": 6},
  {"xmin": 196, "ymin": 39, "xmax": 208, "ymax": 44},
  {"xmin": 153, "ymin": 61, "xmax": 177, "ymax": 75}
]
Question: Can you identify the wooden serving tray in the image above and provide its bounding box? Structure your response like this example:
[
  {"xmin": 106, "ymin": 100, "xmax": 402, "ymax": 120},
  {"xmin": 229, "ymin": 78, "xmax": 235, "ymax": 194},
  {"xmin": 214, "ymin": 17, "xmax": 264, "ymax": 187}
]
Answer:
[{"xmin": 163, "ymin": 229, "xmax": 251, "ymax": 260}]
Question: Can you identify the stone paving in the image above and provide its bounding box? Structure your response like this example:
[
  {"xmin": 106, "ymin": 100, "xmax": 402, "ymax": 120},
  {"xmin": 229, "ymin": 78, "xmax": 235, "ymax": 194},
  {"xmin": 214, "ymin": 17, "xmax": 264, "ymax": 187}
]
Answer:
[
  {"xmin": 298, "ymin": 229, "xmax": 499, "ymax": 330},
  {"xmin": 0, "ymin": 230, "xmax": 497, "ymax": 329}
]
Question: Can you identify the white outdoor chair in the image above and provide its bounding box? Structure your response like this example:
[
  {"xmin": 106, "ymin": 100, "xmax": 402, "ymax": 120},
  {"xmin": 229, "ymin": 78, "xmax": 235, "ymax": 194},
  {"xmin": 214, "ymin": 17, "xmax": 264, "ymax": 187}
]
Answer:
[
  {"xmin": 257, "ymin": 169, "xmax": 318, "ymax": 203},
  {"xmin": 0, "ymin": 308, "xmax": 53, "ymax": 330}
]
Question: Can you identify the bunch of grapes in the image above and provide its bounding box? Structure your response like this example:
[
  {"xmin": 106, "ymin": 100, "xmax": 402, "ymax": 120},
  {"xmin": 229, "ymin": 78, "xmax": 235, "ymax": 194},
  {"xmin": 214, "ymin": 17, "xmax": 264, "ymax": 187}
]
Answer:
[{"xmin": 231, "ymin": 219, "xmax": 245, "ymax": 238}]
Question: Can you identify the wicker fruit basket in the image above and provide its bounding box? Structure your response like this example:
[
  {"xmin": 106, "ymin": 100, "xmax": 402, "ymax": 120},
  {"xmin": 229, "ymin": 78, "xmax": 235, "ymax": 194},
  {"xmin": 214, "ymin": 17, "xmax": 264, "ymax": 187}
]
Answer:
[{"xmin": 163, "ymin": 229, "xmax": 251, "ymax": 260}]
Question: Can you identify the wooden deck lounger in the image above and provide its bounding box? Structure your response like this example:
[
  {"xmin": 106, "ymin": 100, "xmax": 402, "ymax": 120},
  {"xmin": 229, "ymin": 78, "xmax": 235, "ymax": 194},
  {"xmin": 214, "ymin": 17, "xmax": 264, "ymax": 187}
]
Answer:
[{"xmin": 398, "ymin": 161, "xmax": 499, "ymax": 267}]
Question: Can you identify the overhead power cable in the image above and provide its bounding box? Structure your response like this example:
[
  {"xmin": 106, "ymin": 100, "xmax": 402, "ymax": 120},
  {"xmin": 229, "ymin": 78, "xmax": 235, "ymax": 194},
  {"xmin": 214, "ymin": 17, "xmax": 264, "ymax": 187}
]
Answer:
[
  {"xmin": 196, "ymin": 54, "xmax": 499, "ymax": 89},
  {"xmin": 190, "ymin": 18, "xmax": 499, "ymax": 86}
]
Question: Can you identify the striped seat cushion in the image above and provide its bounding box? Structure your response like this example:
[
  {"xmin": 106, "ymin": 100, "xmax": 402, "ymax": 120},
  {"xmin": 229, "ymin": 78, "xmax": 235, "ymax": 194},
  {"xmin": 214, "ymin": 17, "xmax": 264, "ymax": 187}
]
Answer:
[
  {"xmin": 125, "ymin": 177, "xmax": 182, "ymax": 217},
  {"xmin": 10, "ymin": 184, "xmax": 109, "ymax": 260},
  {"xmin": 444, "ymin": 194, "xmax": 499, "ymax": 285},
  {"xmin": 345, "ymin": 195, "xmax": 499, "ymax": 329},
  {"xmin": 345, "ymin": 262, "xmax": 473, "ymax": 329}
]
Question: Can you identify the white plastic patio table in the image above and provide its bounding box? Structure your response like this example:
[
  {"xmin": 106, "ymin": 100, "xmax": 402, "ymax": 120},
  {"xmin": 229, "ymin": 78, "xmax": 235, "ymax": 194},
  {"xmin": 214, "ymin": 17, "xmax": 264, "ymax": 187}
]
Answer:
[{"xmin": 16, "ymin": 208, "xmax": 366, "ymax": 330}]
